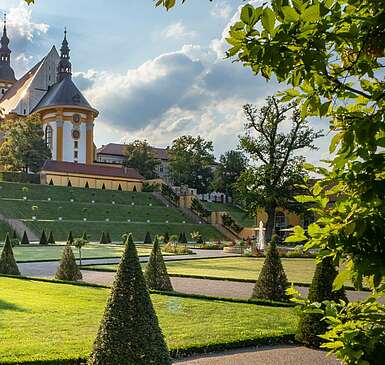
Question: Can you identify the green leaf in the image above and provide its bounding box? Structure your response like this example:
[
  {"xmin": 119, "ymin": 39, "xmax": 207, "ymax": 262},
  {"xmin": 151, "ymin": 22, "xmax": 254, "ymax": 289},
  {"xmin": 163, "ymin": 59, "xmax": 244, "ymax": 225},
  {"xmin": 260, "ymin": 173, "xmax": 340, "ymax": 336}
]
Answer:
[
  {"xmin": 302, "ymin": 4, "xmax": 320, "ymax": 22},
  {"xmin": 240, "ymin": 5, "xmax": 255, "ymax": 25},
  {"xmin": 329, "ymin": 133, "xmax": 343, "ymax": 153},
  {"xmin": 333, "ymin": 267, "xmax": 351, "ymax": 291},
  {"xmin": 262, "ymin": 8, "xmax": 276, "ymax": 34},
  {"xmin": 285, "ymin": 225, "xmax": 307, "ymax": 242},
  {"xmin": 295, "ymin": 195, "xmax": 316, "ymax": 203},
  {"xmin": 282, "ymin": 6, "xmax": 300, "ymax": 21}
]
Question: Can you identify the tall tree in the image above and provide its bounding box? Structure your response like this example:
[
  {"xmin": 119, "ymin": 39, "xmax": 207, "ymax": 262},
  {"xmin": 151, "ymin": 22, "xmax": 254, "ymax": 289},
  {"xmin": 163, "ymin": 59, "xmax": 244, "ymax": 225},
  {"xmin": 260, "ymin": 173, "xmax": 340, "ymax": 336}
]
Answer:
[
  {"xmin": 0, "ymin": 115, "xmax": 51, "ymax": 172},
  {"xmin": 211, "ymin": 150, "xmax": 248, "ymax": 199},
  {"xmin": 236, "ymin": 97, "xmax": 322, "ymax": 241},
  {"xmin": 123, "ymin": 140, "xmax": 160, "ymax": 179},
  {"xmin": 169, "ymin": 135, "xmax": 215, "ymax": 194}
]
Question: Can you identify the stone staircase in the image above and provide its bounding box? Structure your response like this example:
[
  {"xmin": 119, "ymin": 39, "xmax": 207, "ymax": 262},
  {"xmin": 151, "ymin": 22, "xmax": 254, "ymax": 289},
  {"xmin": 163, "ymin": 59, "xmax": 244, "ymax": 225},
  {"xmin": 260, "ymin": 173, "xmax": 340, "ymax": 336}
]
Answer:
[{"xmin": 212, "ymin": 224, "xmax": 241, "ymax": 242}]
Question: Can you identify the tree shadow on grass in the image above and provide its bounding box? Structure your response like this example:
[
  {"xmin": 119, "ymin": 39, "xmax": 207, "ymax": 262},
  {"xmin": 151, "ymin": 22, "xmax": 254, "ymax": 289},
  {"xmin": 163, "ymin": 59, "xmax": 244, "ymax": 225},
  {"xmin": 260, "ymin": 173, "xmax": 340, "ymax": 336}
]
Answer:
[{"xmin": 0, "ymin": 299, "xmax": 29, "ymax": 313}]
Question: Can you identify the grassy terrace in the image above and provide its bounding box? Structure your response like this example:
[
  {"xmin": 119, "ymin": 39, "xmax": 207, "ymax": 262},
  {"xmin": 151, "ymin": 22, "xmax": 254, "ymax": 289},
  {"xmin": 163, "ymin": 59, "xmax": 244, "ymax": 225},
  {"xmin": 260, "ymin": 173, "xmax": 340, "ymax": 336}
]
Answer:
[
  {"xmin": 0, "ymin": 277, "xmax": 297, "ymax": 363},
  {"xmin": 205, "ymin": 202, "xmax": 255, "ymax": 227},
  {"xmin": 86, "ymin": 257, "xmax": 318, "ymax": 284}
]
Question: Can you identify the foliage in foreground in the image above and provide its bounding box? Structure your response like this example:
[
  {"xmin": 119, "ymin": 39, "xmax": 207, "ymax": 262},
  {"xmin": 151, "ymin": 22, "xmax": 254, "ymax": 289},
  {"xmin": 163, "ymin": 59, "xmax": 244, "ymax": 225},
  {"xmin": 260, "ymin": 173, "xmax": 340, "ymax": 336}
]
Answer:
[
  {"xmin": 296, "ymin": 257, "xmax": 347, "ymax": 347},
  {"xmin": 252, "ymin": 235, "xmax": 289, "ymax": 302},
  {"xmin": 0, "ymin": 233, "xmax": 20, "ymax": 275},
  {"xmin": 144, "ymin": 237, "xmax": 173, "ymax": 291},
  {"xmin": 55, "ymin": 245, "xmax": 82, "ymax": 281},
  {"xmin": 88, "ymin": 234, "xmax": 172, "ymax": 365}
]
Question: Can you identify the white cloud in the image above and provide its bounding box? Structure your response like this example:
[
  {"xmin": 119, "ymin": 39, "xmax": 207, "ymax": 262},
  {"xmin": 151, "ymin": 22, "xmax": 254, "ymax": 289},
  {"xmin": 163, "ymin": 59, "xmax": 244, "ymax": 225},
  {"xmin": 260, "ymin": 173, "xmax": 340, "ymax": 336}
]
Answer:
[
  {"xmin": 211, "ymin": 2, "xmax": 233, "ymax": 19},
  {"xmin": 160, "ymin": 21, "xmax": 197, "ymax": 39}
]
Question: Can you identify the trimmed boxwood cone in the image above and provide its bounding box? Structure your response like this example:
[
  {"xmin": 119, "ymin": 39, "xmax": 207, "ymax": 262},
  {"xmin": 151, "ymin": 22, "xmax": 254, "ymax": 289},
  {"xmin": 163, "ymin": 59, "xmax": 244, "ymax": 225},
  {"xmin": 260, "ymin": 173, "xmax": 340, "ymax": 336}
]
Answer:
[
  {"xmin": 296, "ymin": 256, "xmax": 348, "ymax": 347},
  {"xmin": 47, "ymin": 231, "xmax": 55, "ymax": 244},
  {"xmin": 144, "ymin": 237, "xmax": 173, "ymax": 291},
  {"xmin": 39, "ymin": 230, "xmax": 48, "ymax": 245},
  {"xmin": 55, "ymin": 245, "xmax": 82, "ymax": 281},
  {"xmin": 252, "ymin": 235, "xmax": 289, "ymax": 302},
  {"xmin": 0, "ymin": 233, "xmax": 20, "ymax": 275},
  {"xmin": 144, "ymin": 231, "xmax": 152, "ymax": 244},
  {"xmin": 100, "ymin": 232, "xmax": 107, "ymax": 244},
  {"xmin": 21, "ymin": 230, "xmax": 30, "ymax": 245},
  {"xmin": 106, "ymin": 232, "xmax": 112, "ymax": 244},
  {"xmin": 67, "ymin": 231, "xmax": 74, "ymax": 245},
  {"xmin": 88, "ymin": 234, "xmax": 172, "ymax": 365}
]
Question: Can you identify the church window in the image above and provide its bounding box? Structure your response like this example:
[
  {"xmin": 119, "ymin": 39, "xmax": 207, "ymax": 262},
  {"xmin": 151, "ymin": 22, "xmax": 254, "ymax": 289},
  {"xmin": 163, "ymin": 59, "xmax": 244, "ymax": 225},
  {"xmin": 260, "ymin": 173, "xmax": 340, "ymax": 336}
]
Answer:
[
  {"xmin": 23, "ymin": 109, "xmax": 26, "ymax": 115},
  {"xmin": 45, "ymin": 125, "xmax": 53, "ymax": 150},
  {"xmin": 74, "ymin": 151, "xmax": 78, "ymax": 159},
  {"xmin": 74, "ymin": 141, "xmax": 78, "ymax": 149}
]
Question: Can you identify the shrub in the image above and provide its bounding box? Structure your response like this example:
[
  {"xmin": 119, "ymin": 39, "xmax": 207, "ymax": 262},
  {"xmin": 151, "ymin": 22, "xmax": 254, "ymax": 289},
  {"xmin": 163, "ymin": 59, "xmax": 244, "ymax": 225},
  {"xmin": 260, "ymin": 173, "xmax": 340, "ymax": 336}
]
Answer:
[
  {"xmin": 252, "ymin": 235, "xmax": 289, "ymax": 302},
  {"xmin": 144, "ymin": 237, "xmax": 173, "ymax": 291},
  {"xmin": 178, "ymin": 232, "xmax": 188, "ymax": 244},
  {"xmin": 106, "ymin": 232, "xmax": 112, "ymax": 244},
  {"xmin": 67, "ymin": 231, "xmax": 74, "ymax": 245},
  {"xmin": 199, "ymin": 241, "xmax": 224, "ymax": 250},
  {"xmin": 47, "ymin": 231, "xmax": 55, "ymax": 245},
  {"xmin": 88, "ymin": 234, "xmax": 172, "ymax": 365},
  {"xmin": 100, "ymin": 232, "xmax": 108, "ymax": 244},
  {"xmin": 296, "ymin": 256, "xmax": 347, "ymax": 347},
  {"xmin": 191, "ymin": 231, "xmax": 203, "ymax": 244},
  {"xmin": 144, "ymin": 231, "xmax": 152, "ymax": 244},
  {"xmin": 21, "ymin": 230, "xmax": 30, "ymax": 245},
  {"xmin": 163, "ymin": 232, "xmax": 170, "ymax": 244},
  {"xmin": 162, "ymin": 243, "xmax": 192, "ymax": 255},
  {"xmin": 39, "ymin": 230, "xmax": 48, "ymax": 245},
  {"xmin": 55, "ymin": 245, "xmax": 82, "ymax": 281},
  {"xmin": 0, "ymin": 233, "xmax": 20, "ymax": 275}
]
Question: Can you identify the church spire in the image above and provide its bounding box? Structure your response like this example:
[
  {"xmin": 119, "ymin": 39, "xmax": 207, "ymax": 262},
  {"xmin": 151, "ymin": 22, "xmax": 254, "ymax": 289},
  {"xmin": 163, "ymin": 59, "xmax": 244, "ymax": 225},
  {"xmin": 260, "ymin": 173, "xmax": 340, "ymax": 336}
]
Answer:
[
  {"xmin": 0, "ymin": 13, "xmax": 16, "ymax": 86},
  {"xmin": 57, "ymin": 28, "xmax": 72, "ymax": 82},
  {"xmin": 0, "ymin": 13, "xmax": 11, "ymax": 65}
]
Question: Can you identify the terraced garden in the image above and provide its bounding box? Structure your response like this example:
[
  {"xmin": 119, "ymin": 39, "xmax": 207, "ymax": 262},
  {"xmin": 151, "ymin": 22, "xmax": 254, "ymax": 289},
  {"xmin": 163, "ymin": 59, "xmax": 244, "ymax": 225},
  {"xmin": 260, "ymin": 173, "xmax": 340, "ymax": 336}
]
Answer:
[
  {"xmin": 0, "ymin": 277, "xmax": 297, "ymax": 364},
  {"xmin": 204, "ymin": 202, "xmax": 255, "ymax": 227}
]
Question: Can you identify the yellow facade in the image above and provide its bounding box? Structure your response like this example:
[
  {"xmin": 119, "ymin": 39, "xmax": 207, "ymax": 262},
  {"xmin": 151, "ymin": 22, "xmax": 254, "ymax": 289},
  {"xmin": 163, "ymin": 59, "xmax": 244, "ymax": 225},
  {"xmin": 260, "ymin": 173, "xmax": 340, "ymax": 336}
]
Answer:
[
  {"xmin": 41, "ymin": 172, "xmax": 143, "ymax": 192},
  {"xmin": 255, "ymin": 208, "xmax": 302, "ymax": 227}
]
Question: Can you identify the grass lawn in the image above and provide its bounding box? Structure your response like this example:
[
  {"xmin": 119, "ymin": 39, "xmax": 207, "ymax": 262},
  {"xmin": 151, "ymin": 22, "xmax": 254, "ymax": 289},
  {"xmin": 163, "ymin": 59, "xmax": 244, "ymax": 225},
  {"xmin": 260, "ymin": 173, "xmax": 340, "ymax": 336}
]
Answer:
[
  {"xmin": 0, "ymin": 277, "xmax": 297, "ymax": 363},
  {"xmin": 86, "ymin": 257, "xmax": 318, "ymax": 284},
  {"xmin": 2, "ymin": 244, "xmax": 180, "ymax": 262},
  {"xmin": 204, "ymin": 202, "xmax": 256, "ymax": 227}
]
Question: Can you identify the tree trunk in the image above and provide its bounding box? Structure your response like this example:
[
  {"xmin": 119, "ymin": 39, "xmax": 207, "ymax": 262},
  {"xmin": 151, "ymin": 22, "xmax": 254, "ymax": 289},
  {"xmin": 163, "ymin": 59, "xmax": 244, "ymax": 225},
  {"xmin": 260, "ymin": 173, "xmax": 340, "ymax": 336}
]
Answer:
[
  {"xmin": 79, "ymin": 248, "xmax": 82, "ymax": 266},
  {"xmin": 265, "ymin": 204, "xmax": 276, "ymax": 243}
]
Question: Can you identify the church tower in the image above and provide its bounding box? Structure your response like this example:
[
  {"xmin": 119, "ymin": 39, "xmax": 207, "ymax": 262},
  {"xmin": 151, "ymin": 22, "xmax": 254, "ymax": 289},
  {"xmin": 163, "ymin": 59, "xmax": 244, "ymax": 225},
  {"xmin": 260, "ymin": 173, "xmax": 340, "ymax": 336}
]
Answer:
[
  {"xmin": 0, "ymin": 15, "xmax": 16, "ymax": 96},
  {"xmin": 34, "ymin": 30, "xmax": 98, "ymax": 165}
]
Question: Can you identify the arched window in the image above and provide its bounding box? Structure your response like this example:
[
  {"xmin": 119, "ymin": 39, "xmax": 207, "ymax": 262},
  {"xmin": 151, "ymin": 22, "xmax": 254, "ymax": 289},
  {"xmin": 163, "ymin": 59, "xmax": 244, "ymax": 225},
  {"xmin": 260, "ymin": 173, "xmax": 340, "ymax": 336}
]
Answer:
[
  {"xmin": 45, "ymin": 125, "xmax": 53, "ymax": 150},
  {"xmin": 275, "ymin": 211, "xmax": 287, "ymax": 231}
]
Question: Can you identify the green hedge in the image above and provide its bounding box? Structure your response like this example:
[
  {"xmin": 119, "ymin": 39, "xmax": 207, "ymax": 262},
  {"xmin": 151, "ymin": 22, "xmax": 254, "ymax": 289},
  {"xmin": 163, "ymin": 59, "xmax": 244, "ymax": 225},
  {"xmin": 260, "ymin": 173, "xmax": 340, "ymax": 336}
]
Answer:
[{"xmin": 0, "ymin": 172, "xmax": 40, "ymax": 184}]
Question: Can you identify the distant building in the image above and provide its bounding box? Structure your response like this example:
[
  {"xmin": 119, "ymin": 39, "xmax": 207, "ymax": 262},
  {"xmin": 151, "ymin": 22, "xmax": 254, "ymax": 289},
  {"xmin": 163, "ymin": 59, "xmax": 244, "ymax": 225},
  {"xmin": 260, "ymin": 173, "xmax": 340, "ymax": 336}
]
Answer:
[{"xmin": 96, "ymin": 143, "xmax": 171, "ymax": 183}]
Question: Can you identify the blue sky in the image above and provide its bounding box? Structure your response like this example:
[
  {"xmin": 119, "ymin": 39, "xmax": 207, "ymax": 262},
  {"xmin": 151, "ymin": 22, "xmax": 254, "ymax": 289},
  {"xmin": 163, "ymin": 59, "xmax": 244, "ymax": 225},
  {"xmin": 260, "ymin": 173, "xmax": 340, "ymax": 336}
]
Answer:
[{"xmin": 0, "ymin": 0, "xmax": 331, "ymax": 161}]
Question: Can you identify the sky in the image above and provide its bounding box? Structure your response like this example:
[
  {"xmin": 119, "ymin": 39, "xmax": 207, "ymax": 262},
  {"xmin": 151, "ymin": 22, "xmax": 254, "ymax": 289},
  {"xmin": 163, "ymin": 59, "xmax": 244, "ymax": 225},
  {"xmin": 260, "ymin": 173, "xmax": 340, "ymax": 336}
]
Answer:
[{"xmin": 0, "ymin": 0, "xmax": 332, "ymax": 162}]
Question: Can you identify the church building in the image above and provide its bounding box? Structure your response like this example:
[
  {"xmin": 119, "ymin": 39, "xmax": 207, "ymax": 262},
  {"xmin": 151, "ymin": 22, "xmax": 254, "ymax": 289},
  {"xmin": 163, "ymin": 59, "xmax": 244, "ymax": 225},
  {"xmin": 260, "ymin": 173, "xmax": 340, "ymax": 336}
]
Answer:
[{"xmin": 0, "ymin": 20, "xmax": 144, "ymax": 191}]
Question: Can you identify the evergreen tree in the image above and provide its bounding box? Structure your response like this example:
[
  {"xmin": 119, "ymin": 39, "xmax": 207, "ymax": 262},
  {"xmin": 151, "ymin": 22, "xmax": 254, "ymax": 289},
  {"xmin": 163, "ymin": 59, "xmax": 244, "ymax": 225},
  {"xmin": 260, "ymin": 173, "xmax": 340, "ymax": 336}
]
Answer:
[
  {"xmin": 296, "ymin": 257, "xmax": 347, "ymax": 347},
  {"xmin": 21, "ymin": 230, "xmax": 29, "ymax": 245},
  {"xmin": 144, "ymin": 237, "xmax": 173, "ymax": 291},
  {"xmin": 163, "ymin": 232, "xmax": 170, "ymax": 244},
  {"xmin": 55, "ymin": 245, "xmax": 82, "ymax": 281},
  {"xmin": 39, "ymin": 230, "xmax": 48, "ymax": 245},
  {"xmin": 106, "ymin": 232, "xmax": 112, "ymax": 244},
  {"xmin": 144, "ymin": 231, "xmax": 152, "ymax": 244},
  {"xmin": 67, "ymin": 231, "xmax": 74, "ymax": 245},
  {"xmin": 100, "ymin": 232, "xmax": 107, "ymax": 244},
  {"xmin": 82, "ymin": 231, "xmax": 88, "ymax": 241},
  {"xmin": 12, "ymin": 230, "xmax": 17, "ymax": 239},
  {"xmin": 0, "ymin": 233, "xmax": 20, "ymax": 275},
  {"xmin": 252, "ymin": 235, "xmax": 289, "ymax": 301},
  {"xmin": 178, "ymin": 232, "xmax": 187, "ymax": 244},
  {"xmin": 88, "ymin": 234, "xmax": 172, "ymax": 365},
  {"xmin": 47, "ymin": 231, "xmax": 55, "ymax": 245}
]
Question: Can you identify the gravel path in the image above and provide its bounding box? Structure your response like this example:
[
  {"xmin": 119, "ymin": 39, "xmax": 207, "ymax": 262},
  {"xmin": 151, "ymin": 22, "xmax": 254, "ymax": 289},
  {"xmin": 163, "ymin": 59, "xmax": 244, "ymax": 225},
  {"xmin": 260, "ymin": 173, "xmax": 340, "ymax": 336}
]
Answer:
[
  {"xmin": 174, "ymin": 345, "xmax": 340, "ymax": 365},
  {"xmin": 80, "ymin": 270, "xmax": 369, "ymax": 302}
]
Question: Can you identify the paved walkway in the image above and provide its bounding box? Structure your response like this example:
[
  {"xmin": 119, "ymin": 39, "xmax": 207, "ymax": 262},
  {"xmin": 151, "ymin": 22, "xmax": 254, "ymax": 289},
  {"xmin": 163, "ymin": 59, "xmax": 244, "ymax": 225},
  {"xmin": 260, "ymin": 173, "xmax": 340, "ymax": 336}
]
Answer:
[{"xmin": 175, "ymin": 346, "xmax": 340, "ymax": 364}]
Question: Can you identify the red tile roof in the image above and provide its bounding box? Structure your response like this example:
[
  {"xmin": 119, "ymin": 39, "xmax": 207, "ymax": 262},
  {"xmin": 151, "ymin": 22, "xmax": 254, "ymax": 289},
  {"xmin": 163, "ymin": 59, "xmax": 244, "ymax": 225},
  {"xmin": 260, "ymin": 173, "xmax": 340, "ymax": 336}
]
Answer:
[
  {"xmin": 97, "ymin": 143, "xmax": 170, "ymax": 160},
  {"xmin": 41, "ymin": 160, "xmax": 144, "ymax": 180}
]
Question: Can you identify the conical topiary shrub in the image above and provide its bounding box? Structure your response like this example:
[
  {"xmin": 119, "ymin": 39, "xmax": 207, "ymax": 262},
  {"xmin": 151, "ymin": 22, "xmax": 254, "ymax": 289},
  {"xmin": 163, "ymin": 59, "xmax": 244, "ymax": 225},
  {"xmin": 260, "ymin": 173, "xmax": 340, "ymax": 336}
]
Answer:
[
  {"xmin": 296, "ymin": 256, "xmax": 348, "ymax": 347},
  {"xmin": 163, "ymin": 232, "xmax": 170, "ymax": 244},
  {"xmin": 21, "ymin": 230, "xmax": 30, "ymax": 245},
  {"xmin": 0, "ymin": 233, "xmax": 20, "ymax": 275},
  {"xmin": 144, "ymin": 231, "xmax": 152, "ymax": 244},
  {"xmin": 39, "ymin": 230, "xmax": 48, "ymax": 245},
  {"xmin": 252, "ymin": 234, "xmax": 289, "ymax": 302},
  {"xmin": 178, "ymin": 232, "xmax": 187, "ymax": 244},
  {"xmin": 88, "ymin": 234, "xmax": 172, "ymax": 365},
  {"xmin": 47, "ymin": 231, "xmax": 55, "ymax": 245},
  {"xmin": 67, "ymin": 231, "xmax": 74, "ymax": 245},
  {"xmin": 82, "ymin": 231, "xmax": 88, "ymax": 241},
  {"xmin": 100, "ymin": 232, "xmax": 107, "ymax": 244},
  {"xmin": 12, "ymin": 230, "xmax": 17, "ymax": 239},
  {"xmin": 144, "ymin": 237, "xmax": 173, "ymax": 292},
  {"xmin": 106, "ymin": 232, "xmax": 112, "ymax": 244},
  {"xmin": 55, "ymin": 245, "xmax": 82, "ymax": 281}
]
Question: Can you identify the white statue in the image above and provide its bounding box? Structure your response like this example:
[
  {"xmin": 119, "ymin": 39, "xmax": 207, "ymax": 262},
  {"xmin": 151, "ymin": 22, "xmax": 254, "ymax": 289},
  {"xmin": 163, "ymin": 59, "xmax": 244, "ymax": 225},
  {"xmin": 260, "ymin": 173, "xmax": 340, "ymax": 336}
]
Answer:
[{"xmin": 258, "ymin": 220, "xmax": 265, "ymax": 251}]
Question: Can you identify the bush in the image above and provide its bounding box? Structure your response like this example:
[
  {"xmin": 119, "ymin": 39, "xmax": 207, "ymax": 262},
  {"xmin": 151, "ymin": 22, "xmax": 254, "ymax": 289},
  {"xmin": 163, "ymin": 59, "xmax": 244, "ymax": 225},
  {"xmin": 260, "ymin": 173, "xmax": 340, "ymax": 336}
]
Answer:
[
  {"xmin": 144, "ymin": 231, "xmax": 152, "ymax": 244},
  {"xmin": 88, "ymin": 234, "xmax": 172, "ymax": 365},
  {"xmin": 0, "ymin": 171, "xmax": 40, "ymax": 184},
  {"xmin": 100, "ymin": 232, "xmax": 108, "ymax": 244},
  {"xmin": 47, "ymin": 231, "xmax": 55, "ymax": 245},
  {"xmin": 296, "ymin": 256, "xmax": 347, "ymax": 347},
  {"xmin": 39, "ymin": 230, "xmax": 48, "ymax": 245},
  {"xmin": 55, "ymin": 245, "xmax": 82, "ymax": 281},
  {"xmin": 162, "ymin": 243, "xmax": 192, "ymax": 255},
  {"xmin": 21, "ymin": 230, "xmax": 30, "ymax": 245},
  {"xmin": 252, "ymin": 235, "xmax": 289, "ymax": 302},
  {"xmin": 199, "ymin": 241, "xmax": 224, "ymax": 250},
  {"xmin": 0, "ymin": 233, "xmax": 20, "ymax": 275},
  {"xmin": 67, "ymin": 231, "xmax": 74, "ymax": 245},
  {"xmin": 144, "ymin": 237, "xmax": 173, "ymax": 291}
]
